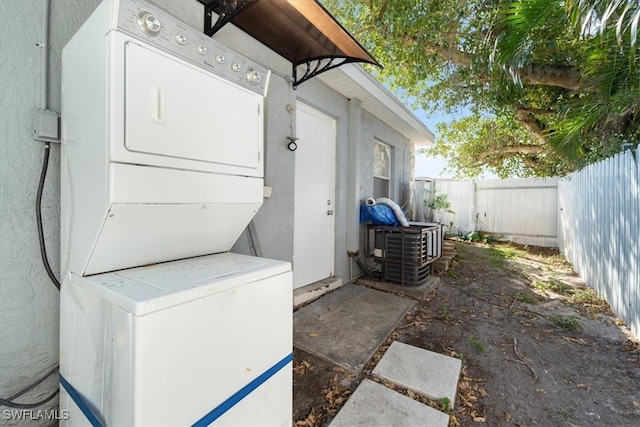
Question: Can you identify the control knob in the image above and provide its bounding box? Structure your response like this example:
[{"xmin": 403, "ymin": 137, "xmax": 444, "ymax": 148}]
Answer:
[{"xmin": 136, "ymin": 12, "xmax": 162, "ymax": 37}]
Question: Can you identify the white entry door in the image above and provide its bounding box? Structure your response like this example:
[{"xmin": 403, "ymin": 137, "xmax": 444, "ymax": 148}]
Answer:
[{"xmin": 293, "ymin": 103, "xmax": 336, "ymax": 289}]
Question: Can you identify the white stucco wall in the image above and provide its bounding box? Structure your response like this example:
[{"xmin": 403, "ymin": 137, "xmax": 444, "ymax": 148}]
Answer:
[{"xmin": 1, "ymin": 0, "xmax": 101, "ymax": 420}]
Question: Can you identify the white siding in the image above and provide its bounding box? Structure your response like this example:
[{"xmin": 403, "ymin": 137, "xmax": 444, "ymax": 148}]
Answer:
[
  {"xmin": 433, "ymin": 179, "xmax": 476, "ymax": 234},
  {"xmin": 432, "ymin": 178, "xmax": 557, "ymax": 246},
  {"xmin": 558, "ymin": 147, "xmax": 640, "ymax": 339},
  {"xmin": 476, "ymin": 178, "xmax": 557, "ymax": 243}
]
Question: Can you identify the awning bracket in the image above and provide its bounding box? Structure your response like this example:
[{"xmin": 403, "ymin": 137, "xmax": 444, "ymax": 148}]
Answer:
[
  {"xmin": 203, "ymin": 0, "xmax": 259, "ymax": 37},
  {"xmin": 293, "ymin": 57, "xmax": 359, "ymax": 89}
]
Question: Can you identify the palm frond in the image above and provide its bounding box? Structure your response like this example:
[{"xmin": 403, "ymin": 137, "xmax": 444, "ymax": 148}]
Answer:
[
  {"xmin": 571, "ymin": 0, "xmax": 640, "ymax": 49},
  {"xmin": 490, "ymin": 0, "xmax": 570, "ymax": 84}
]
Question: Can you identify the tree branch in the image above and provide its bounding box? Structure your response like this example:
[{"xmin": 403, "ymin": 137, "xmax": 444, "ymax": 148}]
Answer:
[
  {"xmin": 353, "ymin": 25, "xmax": 377, "ymax": 37},
  {"xmin": 514, "ymin": 108, "xmax": 548, "ymax": 144},
  {"xmin": 376, "ymin": 0, "xmax": 388, "ymax": 22},
  {"xmin": 478, "ymin": 144, "xmax": 544, "ymax": 161}
]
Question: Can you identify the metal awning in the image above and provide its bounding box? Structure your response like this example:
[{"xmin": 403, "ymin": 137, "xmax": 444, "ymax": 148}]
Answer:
[{"xmin": 197, "ymin": 0, "xmax": 381, "ymax": 88}]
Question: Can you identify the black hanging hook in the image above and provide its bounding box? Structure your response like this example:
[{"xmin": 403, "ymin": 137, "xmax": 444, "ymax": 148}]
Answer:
[{"xmin": 286, "ymin": 136, "xmax": 298, "ymax": 152}]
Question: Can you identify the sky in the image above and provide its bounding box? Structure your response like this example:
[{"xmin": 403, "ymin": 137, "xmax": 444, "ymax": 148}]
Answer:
[
  {"xmin": 379, "ymin": 81, "xmax": 498, "ymax": 181},
  {"xmin": 412, "ymin": 108, "xmax": 453, "ymax": 179},
  {"xmin": 410, "ymin": 107, "xmax": 499, "ymax": 180}
]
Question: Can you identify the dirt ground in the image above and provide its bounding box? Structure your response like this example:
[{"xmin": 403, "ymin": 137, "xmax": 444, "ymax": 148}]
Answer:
[{"xmin": 293, "ymin": 241, "xmax": 640, "ymax": 426}]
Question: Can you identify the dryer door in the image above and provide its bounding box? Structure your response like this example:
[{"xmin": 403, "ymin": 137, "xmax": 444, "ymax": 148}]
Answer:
[{"xmin": 123, "ymin": 42, "xmax": 262, "ymax": 173}]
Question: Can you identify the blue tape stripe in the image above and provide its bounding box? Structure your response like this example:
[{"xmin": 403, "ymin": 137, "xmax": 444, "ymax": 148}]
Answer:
[
  {"xmin": 192, "ymin": 352, "xmax": 293, "ymax": 427},
  {"xmin": 59, "ymin": 374, "xmax": 104, "ymax": 427}
]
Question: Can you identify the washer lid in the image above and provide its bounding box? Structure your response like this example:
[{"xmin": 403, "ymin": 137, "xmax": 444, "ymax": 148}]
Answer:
[
  {"xmin": 117, "ymin": 252, "xmax": 267, "ymax": 290},
  {"xmin": 74, "ymin": 253, "xmax": 291, "ymax": 316}
]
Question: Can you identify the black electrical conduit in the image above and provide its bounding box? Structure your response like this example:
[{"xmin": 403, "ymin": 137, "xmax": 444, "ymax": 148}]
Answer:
[
  {"xmin": 36, "ymin": 142, "xmax": 60, "ymax": 289},
  {"xmin": 0, "ymin": 0, "xmax": 62, "ymax": 408},
  {"xmin": 0, "ymin": 144, "xmax": 61, "ymax": 408},
  {"xmin": 0, "ymin": 366, "xmax": 59, "ymax": 409}
]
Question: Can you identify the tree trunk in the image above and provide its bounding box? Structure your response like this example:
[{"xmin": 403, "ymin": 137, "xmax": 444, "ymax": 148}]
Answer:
[
  {"xmin": 429, "ymin": 44, "xmax": 582, "ymax": 90},
  {"xmin": 520, "ymin": 65, "xmax": 581, "ymax": 91}
]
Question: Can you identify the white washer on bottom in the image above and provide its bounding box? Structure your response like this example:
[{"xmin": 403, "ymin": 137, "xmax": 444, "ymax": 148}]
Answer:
[{"xmin": 59, "ymin": 252, "xmax": 292, "ymax": 426}]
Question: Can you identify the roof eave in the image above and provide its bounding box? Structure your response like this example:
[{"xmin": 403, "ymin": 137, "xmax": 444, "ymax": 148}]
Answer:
[{"xmin": 317, "ymin": 64, "xmax": 434, "ymax": 147}]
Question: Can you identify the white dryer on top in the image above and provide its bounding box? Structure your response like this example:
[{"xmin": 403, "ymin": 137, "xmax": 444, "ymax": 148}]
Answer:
[{"xmin": 61, "ymin": 0, "xmax": 271, "ymax": 276}]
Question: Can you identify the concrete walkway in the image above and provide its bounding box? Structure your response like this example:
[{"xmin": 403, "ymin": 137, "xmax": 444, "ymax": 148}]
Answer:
[
  {"xmin": 293, "ymin": 283, "xmax": 414, "ymax": 370},
  {"xmin": 294, "ymin": 282, "xmax": 461, "ymax": 426}
]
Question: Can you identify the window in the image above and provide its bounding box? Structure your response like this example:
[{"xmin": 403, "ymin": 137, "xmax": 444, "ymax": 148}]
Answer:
[{"xmin": 373, "ymin": 140, "xmax": 391, "ymax": 199}]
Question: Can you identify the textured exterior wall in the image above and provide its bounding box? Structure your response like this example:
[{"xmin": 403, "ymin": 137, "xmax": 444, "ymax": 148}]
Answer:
[
  {"xmin": 232, "ymin": 73, "xmax": 298, "ymax": 263},
  {"xmin": 361, "ymin": 111, "xmax": 412, "ymax": 208},
  {"xmin": 1, "ymin": 0, "xmax": 101, "ymax": 421}
]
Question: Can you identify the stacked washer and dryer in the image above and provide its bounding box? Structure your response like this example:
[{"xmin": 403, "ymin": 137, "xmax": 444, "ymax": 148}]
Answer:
[{"xmin": 60, "ymin": 0, "xmax": 292, "ymax": 425}]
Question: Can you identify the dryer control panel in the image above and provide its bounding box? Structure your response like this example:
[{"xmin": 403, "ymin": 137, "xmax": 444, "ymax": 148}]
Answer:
[{"xmin": 115, "ymin": 0, "xmax": 270, "ymax": 96}]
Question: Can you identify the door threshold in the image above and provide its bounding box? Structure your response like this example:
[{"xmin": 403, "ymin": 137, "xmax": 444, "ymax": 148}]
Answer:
[{"xmin": 293, "ymin": 277, "xmax": 342, "ymax": 308}]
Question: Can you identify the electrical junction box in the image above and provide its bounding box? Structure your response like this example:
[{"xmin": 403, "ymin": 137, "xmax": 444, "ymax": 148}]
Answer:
[
  {"xmin": 263, "ymin": 186, "xmax": 273, "ymax": 198},
  {"xmin": 33, "ymin": 108, "xmax": 60, "ymax": 142}
]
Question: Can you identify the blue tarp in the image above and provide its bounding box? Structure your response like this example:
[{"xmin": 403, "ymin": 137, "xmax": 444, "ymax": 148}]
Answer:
[{"xmin": 360, "ymin": 204, "xmax": 398, "ymax": 226}]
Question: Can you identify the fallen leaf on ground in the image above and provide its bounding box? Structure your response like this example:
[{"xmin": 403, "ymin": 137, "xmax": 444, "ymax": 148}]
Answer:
[
  {"xmin": 295, "ymin": 408, "xmax": 317, "ymax": 427},
  {"xmin": 293, "ymin": 360, "xmax": 313, "ymax": 375}
]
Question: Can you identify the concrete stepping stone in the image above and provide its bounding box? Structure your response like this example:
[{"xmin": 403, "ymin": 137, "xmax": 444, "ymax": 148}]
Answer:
[
  {"xmin": 372, "ymin": 341, "xmax": 462, "ymax": 408},
  {"xmin": 329, "ymin": 379, "xmax": 449, "ymax": 427}
]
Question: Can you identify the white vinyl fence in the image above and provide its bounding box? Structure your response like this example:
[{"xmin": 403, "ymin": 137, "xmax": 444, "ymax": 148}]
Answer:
[
  {"xmin": 422, "ymin": 178, "xmax": 558, "ymax": 247},
  {"xmin": 558, "ymin": 147, "xmax": 640, "ymax": 339},
  {"xmin": 417, "ymin": 179, "xmax": 476, "ymax": 233},
  {"xmin": 475, "ymin": 179, "xmax": 557, "ymax": 246},
  {"xmin": 417, "ymin": 148, "xmax": 639, "ymax": 338}
]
